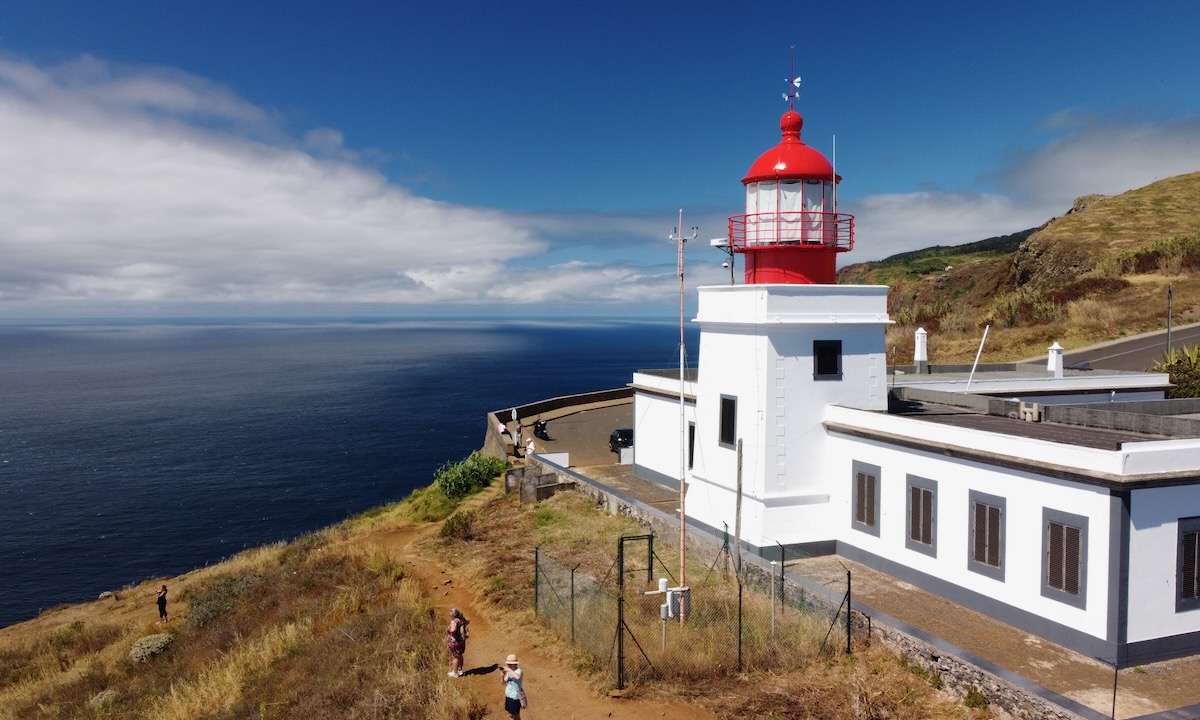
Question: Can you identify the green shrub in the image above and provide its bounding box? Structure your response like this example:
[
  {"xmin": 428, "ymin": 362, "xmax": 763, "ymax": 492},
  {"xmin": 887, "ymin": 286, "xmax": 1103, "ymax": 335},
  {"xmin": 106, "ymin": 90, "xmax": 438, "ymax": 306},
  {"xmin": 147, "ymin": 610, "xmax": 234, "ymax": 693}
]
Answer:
[
  {"xmin": 1152, "ymin": 346, "xmax": 1200, "ymax": 398},
  {"xmin": 963, "ymin": 686, "xmax": 988, "ymax": 709},
  {"xmin": 402, "ymin": 484, "xmax": 457, "ymax": 522},
  {"xmin": 1098, "ymin": 233, "xmax": 1200, "ymax": 276},
  {"xmin": 435, "ymin": 452, "xmax": 506, "ymax": 500},
  {"xmin": 440, "ymin": 510, "xmax": 475, "ymax": 540},
  {"xmin": 184, "ymin": 572, "xmax": 263, "ymax": 628}
]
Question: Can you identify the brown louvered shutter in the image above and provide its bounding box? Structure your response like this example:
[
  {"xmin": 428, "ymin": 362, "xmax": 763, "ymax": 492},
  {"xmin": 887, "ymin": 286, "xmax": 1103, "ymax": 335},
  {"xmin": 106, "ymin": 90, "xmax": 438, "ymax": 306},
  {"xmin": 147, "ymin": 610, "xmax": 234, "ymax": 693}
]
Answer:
[
  {"xmin": 854, "ymin": 473, "xmax": 865, "ymax": 524},
  {"xmin": 1183, "ymin": 532, "xmax": 1199, "ymax": 600},
  {"xmin": 973, "ymin": 503, "xmax": 987, "ymax": 563},
  {"xmin": 865, "ymin": 474, "xmax": 876, "ymax": 527},
  {"xmin": 921, "ymin": 488, "xmax": 933, "ymax": 545},
  {"xmin": 910, "ymin": 486, "xmax": 921, "ymax": 542},
  {"xmin": 1048, "ymin": 522, "xmax": 1064, "ymax": 590},
  {"xmin": 1064, "ymin": 525, "xmax": 1081, "ymax": 595},
  {"xmin": 986, "ymin": 505, "xmax": 1001, "ymax": 567}
]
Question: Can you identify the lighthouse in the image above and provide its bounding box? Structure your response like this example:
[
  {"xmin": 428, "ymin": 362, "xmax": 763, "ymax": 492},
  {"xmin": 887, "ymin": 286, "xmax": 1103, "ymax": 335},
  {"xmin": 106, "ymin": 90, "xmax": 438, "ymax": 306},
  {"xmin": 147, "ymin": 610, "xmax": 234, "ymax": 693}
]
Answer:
[
  {"xmin": 731, "ymin": 108, "xmax": 853, "ymax": 285},
  {"xmin": 634, "ymin": 95, "xmax": 891, "ymax": 555}
]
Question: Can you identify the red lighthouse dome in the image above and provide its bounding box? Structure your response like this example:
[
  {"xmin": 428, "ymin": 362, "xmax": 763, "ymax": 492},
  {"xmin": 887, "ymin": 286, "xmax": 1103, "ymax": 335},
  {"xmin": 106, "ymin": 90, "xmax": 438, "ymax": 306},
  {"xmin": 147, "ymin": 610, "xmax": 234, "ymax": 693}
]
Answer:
[{"xmin": 728, "ymin": 109, "xmax": 854, "ymax": 284}]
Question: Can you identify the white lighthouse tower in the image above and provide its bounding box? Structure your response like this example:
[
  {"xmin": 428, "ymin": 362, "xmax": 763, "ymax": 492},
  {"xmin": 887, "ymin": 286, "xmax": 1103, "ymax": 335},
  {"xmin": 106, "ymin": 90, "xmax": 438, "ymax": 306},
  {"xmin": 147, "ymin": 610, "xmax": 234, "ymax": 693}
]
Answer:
[{"xmin": 638, "ymin": 95, "xmax": 891, "ymax": 555}]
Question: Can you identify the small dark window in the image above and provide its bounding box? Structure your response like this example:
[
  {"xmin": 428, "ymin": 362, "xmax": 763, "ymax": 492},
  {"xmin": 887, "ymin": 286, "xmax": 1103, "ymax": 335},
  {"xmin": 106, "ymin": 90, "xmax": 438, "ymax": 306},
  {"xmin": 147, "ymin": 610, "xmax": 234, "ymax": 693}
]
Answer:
[
  {"xmin": 718, "ymin": 395, "xmax": 736, "ymax": 448},
  {"xmin": 851, "ymin": 461, "xmax": 881, "ymax": 537},
  {"xmin": 814, "ymin": 340, "xmax": 842, "ymax": 380},
  {"xmin": 1177, "ymin": 517, "xmax": 1200, "ymax": 612},
  {"xmin": 687, "ymin": 422, "xmax": 696, "ymax": 469},
  {"xmin": 1041, "ymin": 508, "xmax": 1087, "ymax": 610},
  {"xmin": 968, "ymin": 491, "xmax": 1005, "ymax": 582}
]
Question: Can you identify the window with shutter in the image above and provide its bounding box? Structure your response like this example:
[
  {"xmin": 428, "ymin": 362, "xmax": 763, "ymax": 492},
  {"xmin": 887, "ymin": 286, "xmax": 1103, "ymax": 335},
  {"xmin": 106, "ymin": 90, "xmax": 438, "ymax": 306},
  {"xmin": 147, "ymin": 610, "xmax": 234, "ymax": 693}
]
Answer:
[
  {"xmin": 968, "ymin": 491, "xmax": 1005, "ymax": 582},
  {"xmin": 905, "ymin": 475, "xmax": 936, "ymax": 557},
  {"xmin": 1176, "ymin": 518, "xmax": 1200, "ymax": 612},
  {"xmin": 1041, "ymin": 508, "xmax": 1088, "ymax": 610},
  {"xmin": 851, "ymin": 461, "xmax": 880, "ymax": 537},
  {"xmin": 718, "ymin": 395, "xmax": 736, "ymax": 448}
]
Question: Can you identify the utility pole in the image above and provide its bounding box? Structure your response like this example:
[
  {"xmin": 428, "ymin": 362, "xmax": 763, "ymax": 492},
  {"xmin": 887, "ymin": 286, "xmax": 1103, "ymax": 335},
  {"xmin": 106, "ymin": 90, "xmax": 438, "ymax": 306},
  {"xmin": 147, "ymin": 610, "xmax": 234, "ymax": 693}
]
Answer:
[
  {"xmin": 670, "ymin": 210, "xmax": 698, "ymax": 620},
  {"xmin": 1168, "ymin": 284, "xmax": 1174, "ymax": 355}
]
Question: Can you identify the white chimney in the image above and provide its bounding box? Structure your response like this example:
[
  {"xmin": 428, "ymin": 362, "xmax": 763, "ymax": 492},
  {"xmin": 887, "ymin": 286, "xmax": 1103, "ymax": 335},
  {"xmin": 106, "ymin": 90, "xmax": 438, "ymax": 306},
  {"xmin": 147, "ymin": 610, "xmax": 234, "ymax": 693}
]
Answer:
[
  {"xmin": 1047, "ymin": 341, "xmax": 1064, "ymax": 379},
  {"xmin": 914, "ymin": 327, "xmax": 929, "ymax": 374}
]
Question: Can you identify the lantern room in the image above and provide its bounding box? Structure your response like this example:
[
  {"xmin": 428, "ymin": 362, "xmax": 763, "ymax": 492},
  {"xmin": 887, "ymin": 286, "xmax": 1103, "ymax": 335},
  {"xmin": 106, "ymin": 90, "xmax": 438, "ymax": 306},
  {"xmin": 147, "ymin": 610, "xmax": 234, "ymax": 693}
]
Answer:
[{"xmin": 728, "ymin": 109, "xmax": 855, "ymax": 284}]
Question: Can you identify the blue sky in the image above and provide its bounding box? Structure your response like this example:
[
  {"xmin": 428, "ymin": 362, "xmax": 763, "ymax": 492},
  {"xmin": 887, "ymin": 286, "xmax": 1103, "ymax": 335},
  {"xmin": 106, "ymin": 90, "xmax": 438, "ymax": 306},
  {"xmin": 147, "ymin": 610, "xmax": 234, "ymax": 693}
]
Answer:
[{"xmin": 1, "ymin": 1, "xmax": 1199, "ymax": 317}]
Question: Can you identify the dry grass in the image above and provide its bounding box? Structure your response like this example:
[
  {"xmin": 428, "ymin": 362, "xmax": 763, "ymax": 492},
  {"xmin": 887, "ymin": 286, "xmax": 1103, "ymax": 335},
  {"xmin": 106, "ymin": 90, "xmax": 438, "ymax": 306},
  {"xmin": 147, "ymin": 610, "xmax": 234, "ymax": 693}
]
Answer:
[
  {"xmin": 438, "ymin": 488, "xmax": 984, "ymax": 717},
  {"xmin": 0, "ymin": 518, "xmax": 484, "ymax": 720}
]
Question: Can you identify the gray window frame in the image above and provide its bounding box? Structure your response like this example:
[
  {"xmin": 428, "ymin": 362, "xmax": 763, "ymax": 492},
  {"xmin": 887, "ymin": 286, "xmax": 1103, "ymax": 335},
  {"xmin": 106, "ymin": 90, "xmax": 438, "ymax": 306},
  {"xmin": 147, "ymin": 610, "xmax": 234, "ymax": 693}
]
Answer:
[
  {"xmin": 718, "ymin": 395, "xmax": 737, "ymax": 449},
  {"xmin": 905, "ymin": 475, "xmax": 937, "ymax": 557},
  {"xmin": 1177, "ymin": 516, "xmax": 1200, "ymax": 613},
  {"xmin": 813, "ymin": 339, "xmax": 843, "ymax": 381},
  {"xmin": 967, "ymin": 490, "xmax": 1006, "ymax": 582},
  {"xmin": 1041, "ymin": 507, "xmax": 1089, "ymax": 610},
  {"xmin": 850, "ymin": 460, "xmax": 881, "ymax": 537}
]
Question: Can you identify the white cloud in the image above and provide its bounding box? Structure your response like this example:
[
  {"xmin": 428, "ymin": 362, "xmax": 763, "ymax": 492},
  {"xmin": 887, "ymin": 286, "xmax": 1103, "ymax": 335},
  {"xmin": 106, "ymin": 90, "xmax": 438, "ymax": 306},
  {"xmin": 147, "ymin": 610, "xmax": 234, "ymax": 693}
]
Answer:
[
  {"xmin": 1003, "ymin": 115, "xmax": 1200, "ymax": 204},
  {"xmin": 0, "ymin": 56, "xmax": 667, "ymax": 310},
  {"xmin": 3, "ymin": 54, "xmax": 1198, "ymax": 311},
  {"xmin": 844, "ymin": 192, "xmax": 1056, "ymax": 263}
]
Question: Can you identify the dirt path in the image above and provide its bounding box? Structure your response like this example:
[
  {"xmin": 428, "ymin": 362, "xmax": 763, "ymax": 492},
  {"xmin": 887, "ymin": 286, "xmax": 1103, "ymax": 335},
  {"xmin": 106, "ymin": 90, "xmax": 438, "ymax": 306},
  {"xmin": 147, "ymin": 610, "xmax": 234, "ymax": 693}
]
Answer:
[{"xmin": 367, "ymin": 514, "xmax": 713, "ymax": 720}]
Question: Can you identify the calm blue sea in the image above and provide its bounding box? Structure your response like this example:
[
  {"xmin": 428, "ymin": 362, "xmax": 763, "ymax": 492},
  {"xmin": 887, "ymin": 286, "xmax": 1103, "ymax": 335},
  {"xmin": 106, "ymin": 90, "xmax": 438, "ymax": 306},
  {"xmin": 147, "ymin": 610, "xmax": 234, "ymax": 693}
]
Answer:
[{"xmin": 0, "ymin": 319, "xmax": 698, "ymax": 627}]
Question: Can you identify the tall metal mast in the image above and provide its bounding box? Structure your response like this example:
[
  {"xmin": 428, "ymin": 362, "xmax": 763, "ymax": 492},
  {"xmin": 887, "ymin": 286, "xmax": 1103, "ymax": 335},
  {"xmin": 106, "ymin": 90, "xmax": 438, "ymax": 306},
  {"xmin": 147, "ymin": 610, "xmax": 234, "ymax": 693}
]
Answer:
[{"xmin": 670, "ymin": 210, "xmax": 697, "ymax": 613}]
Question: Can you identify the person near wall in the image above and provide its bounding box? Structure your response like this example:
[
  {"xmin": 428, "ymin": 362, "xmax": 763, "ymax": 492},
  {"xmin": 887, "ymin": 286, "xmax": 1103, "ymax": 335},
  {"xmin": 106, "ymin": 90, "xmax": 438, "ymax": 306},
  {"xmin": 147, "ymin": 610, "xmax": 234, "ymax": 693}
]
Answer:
[
  {"xmin": 525, "ymin": 437, "xmax": 536, "ymax": 458},
  {"xmin": 446, "ymin": 608, "xmax": 470, "ymax": 677},
  {"xmin": 500, "ymin": 654, "xmax": 526, "ymax": 718}
]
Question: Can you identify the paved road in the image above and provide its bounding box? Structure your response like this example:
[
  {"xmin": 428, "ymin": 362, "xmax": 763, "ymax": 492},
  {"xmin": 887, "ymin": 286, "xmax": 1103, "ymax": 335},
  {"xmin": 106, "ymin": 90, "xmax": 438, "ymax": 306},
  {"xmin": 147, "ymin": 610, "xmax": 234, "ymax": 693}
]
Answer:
[{"xmin": 1063, "ymin": 322, "xmax": 1200, "ymax": 371}]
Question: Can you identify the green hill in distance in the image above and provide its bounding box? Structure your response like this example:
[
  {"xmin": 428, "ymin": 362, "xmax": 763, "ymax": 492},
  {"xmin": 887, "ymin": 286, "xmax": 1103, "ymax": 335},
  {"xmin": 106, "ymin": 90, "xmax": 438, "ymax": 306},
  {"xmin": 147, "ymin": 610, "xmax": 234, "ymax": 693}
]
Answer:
[{"xmin": 840, "ymin": 171, "xmax": 1200, "ymax": 365}]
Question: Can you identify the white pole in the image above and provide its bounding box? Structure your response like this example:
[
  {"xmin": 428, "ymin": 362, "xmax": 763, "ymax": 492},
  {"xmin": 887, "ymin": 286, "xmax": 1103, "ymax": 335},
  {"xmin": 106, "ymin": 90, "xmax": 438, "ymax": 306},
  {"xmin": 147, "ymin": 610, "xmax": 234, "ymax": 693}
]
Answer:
[
  {"xmin": 676, "ymin": 208, "xmax": 688, "ymax": 617},
  {"xmin": 965, "ymin": 324, "xmax": 991, "ymax": 391}
]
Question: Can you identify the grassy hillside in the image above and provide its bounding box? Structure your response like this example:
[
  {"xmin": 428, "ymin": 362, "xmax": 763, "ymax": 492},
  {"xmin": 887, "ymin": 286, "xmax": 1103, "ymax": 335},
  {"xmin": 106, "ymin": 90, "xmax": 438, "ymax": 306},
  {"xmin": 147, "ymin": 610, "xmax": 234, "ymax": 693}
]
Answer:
[{"xmin": 840, "ymin": 171, "xmax": 1200, "ymax": 364}]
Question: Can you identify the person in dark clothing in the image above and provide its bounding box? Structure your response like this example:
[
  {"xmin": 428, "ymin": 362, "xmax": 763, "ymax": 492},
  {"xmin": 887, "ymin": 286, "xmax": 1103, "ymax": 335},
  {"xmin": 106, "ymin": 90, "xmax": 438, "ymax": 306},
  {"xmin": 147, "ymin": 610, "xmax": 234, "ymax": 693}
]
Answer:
[
  {"xmin": 446, "ymin": 608, "xmax": 469, "ymax": 676},
  {"xmin": 156, "ymin": 585, "xmax": 169, "ymax": 622}
]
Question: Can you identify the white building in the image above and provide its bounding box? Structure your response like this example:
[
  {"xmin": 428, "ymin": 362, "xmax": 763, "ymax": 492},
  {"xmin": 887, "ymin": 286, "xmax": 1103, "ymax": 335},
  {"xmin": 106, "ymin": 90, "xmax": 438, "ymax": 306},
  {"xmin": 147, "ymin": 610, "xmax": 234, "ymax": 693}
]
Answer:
[{"xmin": 631, "ymin": 104, "xmax": 1200, "ymax": 666}]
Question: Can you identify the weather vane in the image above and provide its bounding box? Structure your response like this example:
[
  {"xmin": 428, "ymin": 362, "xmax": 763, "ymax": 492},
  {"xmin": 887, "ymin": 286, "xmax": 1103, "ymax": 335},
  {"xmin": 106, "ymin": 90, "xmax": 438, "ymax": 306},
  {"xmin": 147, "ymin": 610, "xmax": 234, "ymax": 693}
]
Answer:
[{"xmin": 781, "ymin": 44, "xmax": 801, "ymax": 110}]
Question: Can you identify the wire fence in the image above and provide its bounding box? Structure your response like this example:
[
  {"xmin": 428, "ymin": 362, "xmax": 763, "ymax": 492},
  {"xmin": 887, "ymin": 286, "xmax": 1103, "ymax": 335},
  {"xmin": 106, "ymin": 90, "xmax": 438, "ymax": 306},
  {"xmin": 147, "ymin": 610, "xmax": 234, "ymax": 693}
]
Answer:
[{"xmin": 534, "ymin": 532, "xmax": 853, "ymax": 689}]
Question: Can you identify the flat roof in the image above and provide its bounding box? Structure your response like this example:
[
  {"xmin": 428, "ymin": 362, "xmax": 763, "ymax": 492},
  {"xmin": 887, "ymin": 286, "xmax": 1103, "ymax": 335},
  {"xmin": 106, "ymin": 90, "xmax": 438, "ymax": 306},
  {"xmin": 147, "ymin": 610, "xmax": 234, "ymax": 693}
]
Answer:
[
  {"xmin": 889, "ymin": 398, "xmax": 1176, "ymax": 450},
  {"xmin": 636, "ymin": 367, "xmax": 699, "ymax": 382}
]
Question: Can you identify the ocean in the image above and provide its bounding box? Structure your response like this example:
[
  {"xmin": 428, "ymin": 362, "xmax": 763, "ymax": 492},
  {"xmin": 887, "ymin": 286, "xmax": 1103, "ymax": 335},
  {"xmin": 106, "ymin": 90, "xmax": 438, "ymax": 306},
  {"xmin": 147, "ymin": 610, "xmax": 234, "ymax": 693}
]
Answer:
[{"xmin": 0, "ymin": 319, "xmax": 698, "ymax": 628}]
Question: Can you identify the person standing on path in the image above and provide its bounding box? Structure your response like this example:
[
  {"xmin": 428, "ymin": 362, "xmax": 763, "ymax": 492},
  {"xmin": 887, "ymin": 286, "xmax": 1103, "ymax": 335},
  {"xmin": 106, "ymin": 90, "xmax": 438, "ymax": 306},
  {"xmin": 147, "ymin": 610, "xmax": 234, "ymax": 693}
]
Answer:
[
  {"xmin": 446, "ymin": 608, "xmax": 469, "ymax": 677},
  {"xmin": 500, "ymin": 654, "xmax": 526, "ymax": 719},
  {"xmin": 155, "ymin": 585, "xmax": 169, "ymax": 622}
]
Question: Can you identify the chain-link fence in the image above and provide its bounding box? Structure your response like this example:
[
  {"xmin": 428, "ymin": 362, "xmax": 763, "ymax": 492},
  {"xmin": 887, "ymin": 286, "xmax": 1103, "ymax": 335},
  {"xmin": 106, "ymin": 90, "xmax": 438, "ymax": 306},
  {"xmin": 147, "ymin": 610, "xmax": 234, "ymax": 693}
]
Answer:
[{"xmin": 534, "ymin": 532, "xmax": 853, "ymax": 689}]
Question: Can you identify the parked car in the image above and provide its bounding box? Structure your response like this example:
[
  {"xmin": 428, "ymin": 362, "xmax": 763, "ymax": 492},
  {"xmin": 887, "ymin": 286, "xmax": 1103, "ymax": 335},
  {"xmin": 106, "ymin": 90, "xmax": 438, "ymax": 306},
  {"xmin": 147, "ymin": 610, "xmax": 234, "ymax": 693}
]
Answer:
[{"xmin": 609, "ymin": 428, "xmax": 633, "ymax": 453}]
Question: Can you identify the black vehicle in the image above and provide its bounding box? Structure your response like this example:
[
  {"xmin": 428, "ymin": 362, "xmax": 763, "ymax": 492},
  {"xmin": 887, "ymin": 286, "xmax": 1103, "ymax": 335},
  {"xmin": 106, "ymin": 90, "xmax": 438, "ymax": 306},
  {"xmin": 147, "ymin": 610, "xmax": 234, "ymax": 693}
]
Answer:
[
  {"xmin": 609, "ymin": 428, "xmax": 633, "ymax": 453},
  {"xmin": 533, "ymin": 419, "xmax": 551, "ymax": 441}
]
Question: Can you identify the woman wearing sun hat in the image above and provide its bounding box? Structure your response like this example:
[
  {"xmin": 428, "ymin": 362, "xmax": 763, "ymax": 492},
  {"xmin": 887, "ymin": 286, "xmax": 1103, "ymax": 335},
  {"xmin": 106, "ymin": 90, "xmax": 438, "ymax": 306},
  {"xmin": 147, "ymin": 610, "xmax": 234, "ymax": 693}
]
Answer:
[{"xmin": 500, "ymin": 653, "xmax": 526, "ymax": 718}]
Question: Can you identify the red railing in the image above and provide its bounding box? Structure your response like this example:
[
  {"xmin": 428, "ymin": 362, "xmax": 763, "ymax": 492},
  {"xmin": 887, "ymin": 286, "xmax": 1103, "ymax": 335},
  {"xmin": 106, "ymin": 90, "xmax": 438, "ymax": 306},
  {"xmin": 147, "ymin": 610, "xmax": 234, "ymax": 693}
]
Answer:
[{"xmin": 728, "ymin": 211, "xmax": 855, "ymax": 251}]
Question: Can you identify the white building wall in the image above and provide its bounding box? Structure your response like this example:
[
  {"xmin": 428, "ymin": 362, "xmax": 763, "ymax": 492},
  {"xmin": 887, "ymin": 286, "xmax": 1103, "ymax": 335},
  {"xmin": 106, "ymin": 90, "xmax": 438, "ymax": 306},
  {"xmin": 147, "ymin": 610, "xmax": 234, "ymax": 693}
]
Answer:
[
  {"xmin": 827, "ymin": 432, "xmax": 1114, "ymax": 641},
  {"xmin": 1128, "ymin": 486, "xmax": 1200, "ymax": 642},
  {"xmin": 632, "ymin": 390, "xmax": 695, "ymax": 484}
]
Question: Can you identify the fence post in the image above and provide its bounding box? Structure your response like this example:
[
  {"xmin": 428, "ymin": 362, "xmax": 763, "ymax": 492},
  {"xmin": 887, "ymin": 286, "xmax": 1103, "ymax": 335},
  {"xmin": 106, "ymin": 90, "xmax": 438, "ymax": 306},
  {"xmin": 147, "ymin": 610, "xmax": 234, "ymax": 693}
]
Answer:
[
  {"xmin": 534, "ymin": 546, "xmax": 540, "ymax": 616},
  {"xmin": 737, "ymin": 581, "xmax": 744, "ymax": 672},
  {"xmin": 846, "ymin": 568, "xmax": 852, "ymax": 655},
  {"xmin": 617, "ymin": 537, "xmax": 625, "ymax": 690},
  {"xmin": 647, "ymin": 533, "xmax": 654, "ymax": 585},
  {"xmin": 776, "ymin": 541, "xmax": 785, "ymax": 610},
  {"xmin": 769, "ymin": 560, "xmax": 776, "ymax": 640},
  {"xmin": 570, "ymin": 565, "xmax": 576, "ymax": 644}
]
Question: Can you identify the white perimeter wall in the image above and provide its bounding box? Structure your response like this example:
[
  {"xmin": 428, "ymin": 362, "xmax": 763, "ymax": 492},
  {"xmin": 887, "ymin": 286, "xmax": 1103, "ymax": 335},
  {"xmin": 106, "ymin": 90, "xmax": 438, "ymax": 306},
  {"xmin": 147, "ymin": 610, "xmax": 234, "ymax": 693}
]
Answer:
[
  {"xmin": 827, "ymin": 432, "xmax": 1114, "ymax": 641},
  {"xmin": 633, "ymin": 390, "xmax": 695, "ymax": 483},
  {"xmin": 1128, "ymin": 486, "xmax": 1200, "ymax": 642}
]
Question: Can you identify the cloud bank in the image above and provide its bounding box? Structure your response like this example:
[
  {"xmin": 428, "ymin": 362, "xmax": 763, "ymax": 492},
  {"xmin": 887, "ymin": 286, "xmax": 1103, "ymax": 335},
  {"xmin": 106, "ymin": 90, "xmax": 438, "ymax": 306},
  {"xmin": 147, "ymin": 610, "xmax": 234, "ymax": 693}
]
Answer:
[{"xmin": 2, "ymin": 55, "xmax": 1198, "ymax": 310}]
